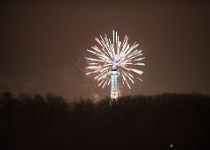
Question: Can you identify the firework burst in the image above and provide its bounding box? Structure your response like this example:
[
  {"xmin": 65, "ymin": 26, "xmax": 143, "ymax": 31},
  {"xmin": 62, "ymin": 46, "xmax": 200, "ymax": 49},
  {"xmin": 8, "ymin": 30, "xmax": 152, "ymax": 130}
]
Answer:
[{"xmin": 85, "ymin": 30, "xmax": 145, "ymax": 89}]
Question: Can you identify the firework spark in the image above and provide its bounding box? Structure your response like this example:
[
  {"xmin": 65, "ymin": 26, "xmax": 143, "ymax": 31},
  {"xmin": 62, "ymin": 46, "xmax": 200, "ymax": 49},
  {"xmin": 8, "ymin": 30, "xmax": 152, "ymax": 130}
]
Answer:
[{"xmin": 85, "ymin": 30, "xmax": 145, "ymax": 89}]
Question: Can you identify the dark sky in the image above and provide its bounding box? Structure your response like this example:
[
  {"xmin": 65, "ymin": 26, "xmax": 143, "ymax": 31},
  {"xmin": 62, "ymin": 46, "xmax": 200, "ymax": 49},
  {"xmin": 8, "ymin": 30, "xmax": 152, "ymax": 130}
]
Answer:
[{"xmin": 0, "ymin": 0, "xmax": 210, "ymax": 101}]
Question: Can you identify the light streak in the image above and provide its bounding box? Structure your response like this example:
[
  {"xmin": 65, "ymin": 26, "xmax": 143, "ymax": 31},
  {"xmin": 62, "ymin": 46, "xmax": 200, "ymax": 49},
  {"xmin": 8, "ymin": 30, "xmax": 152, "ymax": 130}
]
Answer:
[{"xmin": 85, "ymin": 30, "xmax": 145, "ymax": 89}]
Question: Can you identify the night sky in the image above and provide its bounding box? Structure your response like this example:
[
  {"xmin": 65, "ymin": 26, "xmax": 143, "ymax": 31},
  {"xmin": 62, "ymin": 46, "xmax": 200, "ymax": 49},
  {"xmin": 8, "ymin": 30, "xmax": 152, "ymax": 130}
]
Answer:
[{"xmin": 0, "ymin": 1, "xmax": 210, "ymax": 101}]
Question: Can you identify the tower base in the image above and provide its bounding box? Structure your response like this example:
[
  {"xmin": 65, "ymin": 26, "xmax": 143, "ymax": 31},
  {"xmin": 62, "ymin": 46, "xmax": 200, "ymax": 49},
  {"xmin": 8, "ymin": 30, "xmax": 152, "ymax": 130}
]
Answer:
[{"xmin": 110, "ymin": 98, "xmax": 119, "ymax": 106}]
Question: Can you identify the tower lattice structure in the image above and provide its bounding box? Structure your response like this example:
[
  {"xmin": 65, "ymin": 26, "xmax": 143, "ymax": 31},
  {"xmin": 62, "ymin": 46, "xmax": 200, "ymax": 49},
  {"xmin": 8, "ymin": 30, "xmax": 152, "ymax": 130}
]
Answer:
[{"xmin": 110, "ymin": 69, "xmax": 119, "ymax": 105}]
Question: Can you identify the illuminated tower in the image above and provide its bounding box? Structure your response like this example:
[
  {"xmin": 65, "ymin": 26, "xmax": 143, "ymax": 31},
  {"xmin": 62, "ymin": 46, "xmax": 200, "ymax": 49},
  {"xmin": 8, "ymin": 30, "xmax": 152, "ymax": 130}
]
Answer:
[
  {"xmin": 110, "ymin": 69, "xmax": 119, "ymax": 105},
  {"xmin": 85, "ymin": 30, "xmax": 145, "ymax": 105}
]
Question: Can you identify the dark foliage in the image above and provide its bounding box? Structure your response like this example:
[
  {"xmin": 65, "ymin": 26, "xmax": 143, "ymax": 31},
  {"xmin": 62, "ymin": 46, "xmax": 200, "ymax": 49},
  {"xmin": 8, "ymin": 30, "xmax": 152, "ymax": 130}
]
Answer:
[{"xmin": 0, "ymin": 92, "xmax": 210, "ymax": 150}]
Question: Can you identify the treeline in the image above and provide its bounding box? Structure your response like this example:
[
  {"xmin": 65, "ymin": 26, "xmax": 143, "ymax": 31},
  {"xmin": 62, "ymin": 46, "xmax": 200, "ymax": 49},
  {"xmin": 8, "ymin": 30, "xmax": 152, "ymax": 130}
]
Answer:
[{"xmin": 0, "ymin": 92, "xmax": 210, "ymax": 150}]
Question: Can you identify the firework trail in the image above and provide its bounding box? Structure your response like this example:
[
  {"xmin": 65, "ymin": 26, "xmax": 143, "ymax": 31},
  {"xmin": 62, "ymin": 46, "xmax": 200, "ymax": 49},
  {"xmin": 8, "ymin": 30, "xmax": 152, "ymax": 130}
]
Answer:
[{"xmin": 85, "ymin": 30, "xmax": 145, "ymax": 89}]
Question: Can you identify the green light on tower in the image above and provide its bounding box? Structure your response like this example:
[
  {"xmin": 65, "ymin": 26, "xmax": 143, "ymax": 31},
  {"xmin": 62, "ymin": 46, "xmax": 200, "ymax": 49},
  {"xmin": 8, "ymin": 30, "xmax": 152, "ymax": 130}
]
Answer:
[{"xmin": 110, "ymin": 69, "xmax": 119, "ymax": 105}]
